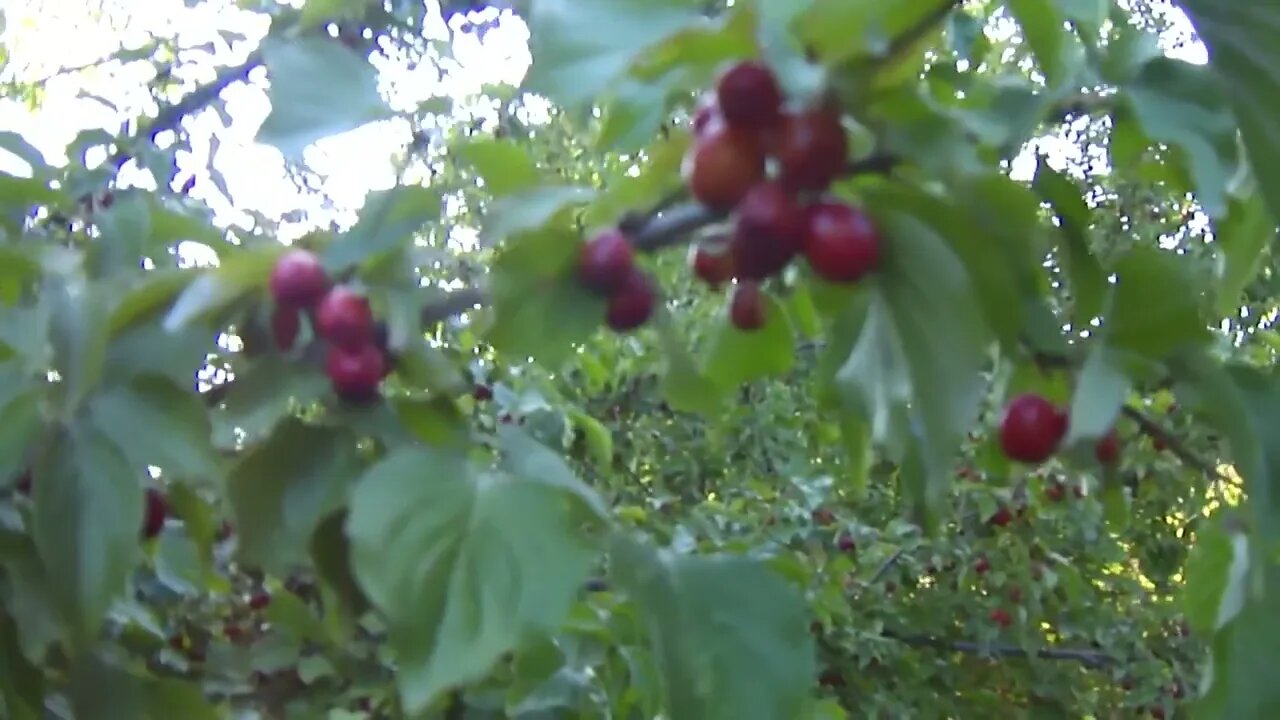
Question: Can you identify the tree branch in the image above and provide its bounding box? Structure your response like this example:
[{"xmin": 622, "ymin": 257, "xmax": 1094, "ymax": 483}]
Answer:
[
  {"xmin": 1120, "ymin": 405, "xmax": 1231, "ymax": 485},
  {"xmin": 884, "ymin": 631, "xmax": 1115, "ymax": 668}
]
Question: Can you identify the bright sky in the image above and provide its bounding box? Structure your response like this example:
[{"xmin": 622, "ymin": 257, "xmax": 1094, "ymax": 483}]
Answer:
[{"xmin": 0, "ymin": 0, "xmax": 1207, "ymax": 244}]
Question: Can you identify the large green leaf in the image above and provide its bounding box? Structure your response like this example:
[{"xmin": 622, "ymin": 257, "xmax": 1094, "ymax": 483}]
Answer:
[
  {"xmin": 482, "ymin": 185, "xmax": 598, "ymax": 242},
  {"xmin": 210, "ymin": 354, "xmax": 330, "ymax": 448},
  {"xmin": 347, "ymin": 445, "xmax": 599, "ymax": 714},
  {"xmin": 1178, "ymin": 0, "xmax": 1280, "ymax": 221},
  {"xmin": 609, "ymin": 536, "xmax": 815, "ymax": 720},
  {"xmin": 1183, "ymin": 519, "xmax": 1248, "ymax": 636},
  {"xmin": 256, "ymin": 37, "xmax": 392, "ymax": 161},
  {"xmin": 31, "ymin": 423, "xmax": 143, "ymax": 647},
  {"xmin": 701, "ymin": 290, "xmax": 795, "ymax": 389},
  {"xmin": 454, "ymin": 138, "xmax": 541, "ymax": 199},
  {"xmin": 1106, "ymin": 246, "xmax": 1209, "ymax": 359},
  {"xmin": 162, "ymin": 245, "xmax": 285, "ymax": 331},
  {"xmin": 1214, "ymin": 189, "xmax": 1276, "ymax": 316},
  {"xmin": 228, "ymin": 420, "xmax": 361, "ymax": 574},
  {"xmin": 1032, "ymin": 159, "xmax": 1107, "ymax": 324},
  {"xmin": 87, "ymin": 376, "xmax": 223, "ymax": 482},
  {"xmin": 1063, "ymin": 343, "xmax": 1130, "ymax": 446},
  {"xmin": 1006, "ymin": 0, "xmax": 1070, "ymax": 88},
  {"xmin": 0, "ymin": 611, "xmax": 42, "ymax": 720},
  {"xmin": 323, "ymin": 186, "xmax": 441, "ymax": 271},
  {"xmin": 1122, "ymin": 57, "xmax": 1239, "ymax": 217},
  {"xmin": 524, "ymin": 0, "xmax": 702, "ymax": 111}
]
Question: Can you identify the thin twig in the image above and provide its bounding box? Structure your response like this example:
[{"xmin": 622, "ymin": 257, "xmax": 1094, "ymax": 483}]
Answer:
[
  {"xmin": 1120, "ymin": 405, "xmax": 1228, "ymax": 483},
  {"xmin": 884, "ymin": 631, "xmax": 1116, "ymax": 668},
  {"xmin": 870, "ymin": 548, "xmax": 908, "ymax": 584}
]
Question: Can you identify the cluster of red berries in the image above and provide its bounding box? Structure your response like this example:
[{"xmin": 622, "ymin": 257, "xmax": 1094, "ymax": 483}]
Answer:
[
  {"xmin": 998, "ymin": 392, "xmax": 1120, "ymax": 466},
  {"xmin": 577, "ymin": 59, "xmax": 881, "ymax": 333},
  {"xmin": 268, "ymin": 249, "xmax": 391, "ymax": 403}
]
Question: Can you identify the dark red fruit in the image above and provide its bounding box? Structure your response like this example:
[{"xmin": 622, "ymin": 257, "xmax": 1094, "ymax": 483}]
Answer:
[
  {"xmin": 1120, "ymin": 676, "xmax": 1135, "ymax": 691},
  {"xmin": 1045, "ymin": 482, "xmax": 1066, "ymax": 503},
  {"xmin": 682, "ymin": 120, "xmax": 766, "ymax": 212},
  {"xmin": 14, "ymin": 469, "xmax": 31, "ymax": 495},
  {"xmin": 802, "ymin": 201, "xmax": 881, "ymax": 282},
  {"xmin": 836, "ymin": 531, "xmax": 856, "ymax": 553},
  {"xmin": 990, "ymin": 608, "xmax": 1013, "ymax": 628},
  {"xmin": 248, "ymin": 592, "xmax": 271, "ymax": 611},
  {"xmin": 473, "ymin": 384, "xmax": 493, "ymax": 402},
  {"xmin": 269, "ymin": 249, "xmax": 329, "ymax": 308},
  {"xmin": 579, "ymin": 229, "xmax": 635, "ymax": 295},
  {"xmin": 812, "ymin": 507, "xmax": 836, "ymax": 526},
  {"xmin": 271, "ymin": 305, "xmax": 301, "ymax": 351},
  {"xmin": 775, "ymin": 105, "xmax": 848, "ymax": 192},
  {"xmin": 315, "ymin": 287, "xmax": 375, "ymax": 351},
  {"xmin": 1152, "ymin": 434, "xmax": 1167, "ymax": 452},
  {"xmin": 988, "ymin": 506, "xmax": 1014, "ymax": 527},
  {"xmin": 732, "ymin": 181, "xmax": 804, "ymax": 280},
  {"xmin": 729, "ymin": 281, "xmax": 766, "ymax": 331},
  {"xmin": 325, "ymin": 344, "xmax": 386, "ymax": 402},
  {"xmin": 689, "ymin": 242, "xmax": 735, "ymax": 288},
  {"xmin": 142, "ymin": 488, "xmax": 167, "ymax": 540},
  {"xmin": 974, "ymin": 556, "xmax": 991, "ymax": 574},
  {"xmin": 1095, "ymin": 430, "xmax": 1120, "ymax": 465},
  {"xmin": 223, "ymin": 624, "xmax": 244, "ymax": 643},
  {"xmin": 715, "ymin": 60, "xmax": 783, "ymax": 132},
  {"xmin": 605, "ymin": 268, "xmax": 656, "ymax": 332},
  {"xmin": 1150, "ymin": 707, "xmax": 1166, "ymax": 720},
  {"xmin": 999, "ymin": 394, "xmax": 1068, "ymax": 464},
  {"xmin": 817, "ymin": 668, "xmax": 845, "ymax": 689}
]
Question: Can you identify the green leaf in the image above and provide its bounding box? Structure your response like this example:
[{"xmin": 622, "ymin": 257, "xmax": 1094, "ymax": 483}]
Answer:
[
  {"xmin": 1006, "ymin": 0, "xmax": 1068, "ymax": 88},
  {"xmin": 107, "ymin": 269, "xmax": 192, "ymax": 335},
  {"xmin": 1064, "ymin": 344, "xmax": 1130, "ymax": 445},
  {"xmin": 0, "ymin": 611, "xmax": 43, "ymax": 720},
  {"xmin": 487, "ymin": 229, "xmax": 605, "ymax": 367},
  {"xmin": 1184, "ymin": 519, "xmax": 1249, "ymax": 636},
  {"xmin": 146, "ymin": 678, "xmax": 220, "ymax": 720},
  {"xmin": 524, "ymin": 0, "xmax": 701, "ymax": 111},
  {"xmin": 1195, "ymin": 566, "xmax": 1280, "ymax": 718},
  {"xmin": 702, "ymin": 291, "xmax": 795, "ymax": 389},
  {"xmin": 31, "ymin": 423, "xmax": 142, "ymax": 647},
  {"xmin": 347, "ymin": 445, "xmax": 598, "ymax": 714},
  {"xmin": 1122, "ymin": 57, "xmax": 1239, "ymax": 217},
  {"xmin": 211, "ymin": 354, "xmax": 331, "ymax": 448},
  {"xmin": 568, "ymin": 407, "xmax": 614, "ymax": 468},
  {"xmin": 48, "ymin": 282, "xmax": 112, "ymax": 412},
  {"xmin": 1032, "ymin": 159, "xmax": 1107, "ymax": 324},
  {"xmin": 598, "ymin": 79, "xmax": 670, "ymax": 153},
  {"xmin": 228, "ymin": 420, "xmax": 361, "ymax": 574},
  {"xmin": 323, "ymin": 186, "xmax": 441, "ymax": 271},
  {"xmin": 497, "ymin": 425, "xmax": 610, "ymax": 520},
  {"xmin": 1178, "ymin": 0, "xmax": 1280, "ymax": 220},
  {"xmin": 69, "ymin": 653, "xmax": 146, "ymax": 720},
  {"xmin": 1106, "ymin": 246, "xmax": 1210, "ymax": 358},
  {"xmin": 656, "ymin": 315, "xmax": 724, "ymax": 415},
  {"xmin": 256, "ymin": 37, "xmax": 392, "ymax": 161},
  {"xmin": 162, "ymin": 245, "xmax": 284, "ymax": 331},
  {"xmin": 454, "ymin": 139, "xmax": 540, "ymax": 198},
  {"xmin": 310, "ymin": 511, "xmax": 369, "ymax": 618},
  {"xmin": 93, "ymin": 191, "xmax": 153, "ymax": 273},
  {"xmin": 1214, "ymin": 190, "xmax": 1275, "ymax": 316},
  {"xmin": 87, "ymin": 376, "xmax": 223, "ymax": 482},
  {"xmin": 482, "ymin": 185, "xmax": 598, "ymax": 242},
  {"xmin": 608, "ymin": 535, "xmax": 816, "ymax": 720},
  {"xmin": 0, "ymin": 375, "xmax": 42, "ymax": 482}
]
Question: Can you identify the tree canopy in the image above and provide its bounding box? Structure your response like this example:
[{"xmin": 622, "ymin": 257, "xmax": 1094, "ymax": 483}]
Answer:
[{"xmin": 0, "ymin": 0, "xmax": 1278, "ymax": 718}]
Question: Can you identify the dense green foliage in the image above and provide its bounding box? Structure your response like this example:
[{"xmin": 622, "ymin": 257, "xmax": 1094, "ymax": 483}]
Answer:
[{"xmin": 1, "ymin": 0, "xmax": 1279, "ymax": 718}]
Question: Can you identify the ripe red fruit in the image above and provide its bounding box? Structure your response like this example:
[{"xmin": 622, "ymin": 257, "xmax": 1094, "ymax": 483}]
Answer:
[
  {"xmin": 974, "ymin": 556, "xmax": 991, "ymax": 574},
  {"xmin": 325, "ymin": 344, "xmax": 386, "ymax": 403},
  {"xmin": 812, "ymin": 507, "xmax": 836, "ymax": 526},
  {"xmin": 223, "ymin": 624, "xmax": 245, "ymax": 642},
  {"xmin": 715, "ymin": 60, "xmax": 783, "ymax": 132},
  {"xmin": 579, "ymin": 229, "xmax": 635, "ymax": 295},
  {"xmin": 1095, "ymin": 430, "xmax": 1120, "ymax": 465},
  {"xmin": 732, "ymin": 182, "xmax": 804, "ymax": 280},
  {"xmin": 836, "ymin": 531, "xmax": 856, "ymax": 553},
  {"xmin": 802, "ymin": 201, "xmax": 881, "ymax": 282},
  {"xmin": 988, "ymin": 506, "xmax": 1015, "ymax": 527},
  {"xmin": 269, "ymin": 249, "xmax": 330, "ymax": 309},
  {"xmin": 271, "ymin": 304, "xmax": 300, "ymax": 351},
  {"xmin": 605, "ymin": 268, "xmax": 656, "ymax": 332},
  {"xmin": 473, "ymin": 384, "xmax": 493, "ymax": 402},
  {"xmin": 775, "ymin": 105, "xmax": 848, "ymax": 192},
  {"xmin": 729, "ymin": 281, "xmax": 766, "ymax": 331},
  {"xmin": 1152, "ymin": 434, "xmax": 1167, "ymax": 452},
  {"xmin": 1045, "ymin": 482, "xmax": 1066, "ymax": 503},
  {"xmin": 999, "ymin": 394, "xmax": 1068, "ymax": 464},
  {"xmin": 682, "ymin": 120, "xmax": 766, "ymax": 212},
  {"xmin": 142, "ymin": 488, "xmax": 167, "ymax": 540},
  {"xmin": 315, "ymin": 287, "xmax": 375, "ymax": 351},
  {"xmin": 989, "ymin": 608, "xmax": 1013, "ymax": 628},
  {"xmin": 248, "ymin": 592, "xmax": 271, "ymax": 611},
  {"xmin": 689, "ymin": 242, "xmax": 735, "ymax": 288}
]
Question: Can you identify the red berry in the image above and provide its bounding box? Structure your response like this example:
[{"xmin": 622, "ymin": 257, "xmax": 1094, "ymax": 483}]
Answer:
[
  {"xmin": 817, "ymin": 668, "xmax": 845, "ymax": 688},
  {"xmin": 248, "ymin": 592, "xmax": 271, "ymax": 611},
  {"xmin": 988, "ymin": 506, "xmax": 1014, "ymax": 527},
  {"xmin": 812, "ymin": 507, "xmax": 836, "ymax": 526},
  {"xmin": 605, "ymin": 268, "xmax": 655, "ymax": 332},
  {"xmin": 271, "ymin": 304, "xmax": 300, "ymax": 351},
  {"xmin": 1045, "ymin": 482, "xmax": 1066, "ymax": 503},
  {"xmin": 836, "ymin": 531, "xmax": 856, "ymax": 553},
  {"xmin": 775, "ymin": 105, "xmax": 848, "ymax": 192},
  {"xmin": 802, "ymin": 201, "xmax": 881, "ymax": 282},
  {"xmin": 732, "ymin": 182, "xmax": 804, "ymax": 280},
  {"xmin": 1120, "ymin": 676, "xmax": 1135, "ymax": 691},
  {"xmin": 473, "ymin": 384, "xmax": 493, "ymax": 402},
  {"xmin": 1095, "ymin": 430, "xmax": 1120, "ymax": 465},
  {"xmin": 315, "ymin": 287, "xmax": 375, "ymax": 351},
  {"xmin": 223, "ymin": 624, "xmax": 245, "ymax": 642},
  {"xmin": 325, "ymin": 343, "xmax": 386, "ymax": 403},
  {"xmin": 1152, "ymin": 434, "xmax": 1167, "ymax": 452},
  {"xmin": 682, "ymin": 119, "xmax": 766, "ymax": 212},
  {"xmin": 729, "ymin": 281, "xmax": 766, "ymax": 331},
  {"xmin": 989, "ymin": 608, "xmax": 1013, "ymax": 628},
  {"xmin": 689, "ymin": 242, "xmax": 735, "ymax": 288},
  {"xmin": 14, "ymin": 469, "xmax": 31, "ymax": 495},
  {"xmin": 579, "ymin": 229, "xmax": 635, "ymax": 295},
  {"xmin": 999, "ymin": 393, "xmax": 1068, "ymax": 464},
  {"xmin": 269, "ymin": 249, "xmax": 330, "ymax": 309},
  {"xmin": 141, "ymin": 488, "xmax": 167, "ymax": 540},
  {"xmin": 974, "ymin": 556, "xmax": 991, "ymax": 574},
  {"xmin": 715, "ymin": 60, "xmax": 783, "ymax": 132}
]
